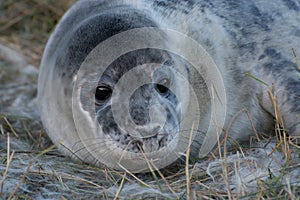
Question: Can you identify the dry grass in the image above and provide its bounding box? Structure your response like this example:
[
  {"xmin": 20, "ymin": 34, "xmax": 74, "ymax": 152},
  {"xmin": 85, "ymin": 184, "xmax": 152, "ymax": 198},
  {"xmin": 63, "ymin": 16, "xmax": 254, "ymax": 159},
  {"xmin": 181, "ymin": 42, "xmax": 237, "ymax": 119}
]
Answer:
[
  {"xmin": 292, "ymin": 48, "xmax": 300, "ymax": 71},
  {"xmin": 0, "ymin": 0, "xmax": 75, "ymax": 66},
  {"xmin": 0, "ymin": 1, "xmax": 299, "ymax": 199}
]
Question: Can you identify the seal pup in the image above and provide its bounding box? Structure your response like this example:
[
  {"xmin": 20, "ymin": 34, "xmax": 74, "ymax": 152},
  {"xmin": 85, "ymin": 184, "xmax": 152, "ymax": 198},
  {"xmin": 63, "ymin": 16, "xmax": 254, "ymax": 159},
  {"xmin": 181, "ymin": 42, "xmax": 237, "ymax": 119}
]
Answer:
[{"xmin": 38, "ymin": 0, "xmax": 300, "ymax": 172}]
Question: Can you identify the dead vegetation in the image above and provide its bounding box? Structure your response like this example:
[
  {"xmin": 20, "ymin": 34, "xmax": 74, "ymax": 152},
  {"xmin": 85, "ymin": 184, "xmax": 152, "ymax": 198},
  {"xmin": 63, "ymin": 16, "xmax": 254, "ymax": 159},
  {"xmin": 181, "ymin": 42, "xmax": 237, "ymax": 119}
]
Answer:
[
  {"xmin": 0, "ymin": 1, "xmax": 299, "ymax": 199},
  {"xmin": 0, "ymin": 0, "xmax": 75, "ymax": 66}
]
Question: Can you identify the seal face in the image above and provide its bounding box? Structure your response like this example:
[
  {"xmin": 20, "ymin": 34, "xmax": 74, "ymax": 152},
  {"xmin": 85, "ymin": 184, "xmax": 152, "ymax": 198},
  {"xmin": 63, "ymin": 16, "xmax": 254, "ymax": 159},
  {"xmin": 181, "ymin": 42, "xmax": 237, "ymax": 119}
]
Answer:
[
  {"xmin": 95, "ymin": 49, "xmax": 182, "ymax": 153},
  {"xmin": 38, "ymin": 0, "xmax": 300, "ymax": 172}
]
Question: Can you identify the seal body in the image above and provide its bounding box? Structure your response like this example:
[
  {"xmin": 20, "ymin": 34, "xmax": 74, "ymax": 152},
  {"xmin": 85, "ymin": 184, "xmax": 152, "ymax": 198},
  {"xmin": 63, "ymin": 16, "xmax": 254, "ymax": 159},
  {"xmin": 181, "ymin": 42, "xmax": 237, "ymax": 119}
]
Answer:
[{"xmin": 38, "ymin": 0, "xmax": 300, "ymax": 171}]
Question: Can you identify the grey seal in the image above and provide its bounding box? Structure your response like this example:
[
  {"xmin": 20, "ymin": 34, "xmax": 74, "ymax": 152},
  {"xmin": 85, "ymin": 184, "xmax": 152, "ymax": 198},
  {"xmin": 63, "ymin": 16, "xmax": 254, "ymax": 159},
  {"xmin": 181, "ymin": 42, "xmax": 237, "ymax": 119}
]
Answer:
[{"xmin": 38, "ymin": 0, "xmax": 300, "ymax": 172}]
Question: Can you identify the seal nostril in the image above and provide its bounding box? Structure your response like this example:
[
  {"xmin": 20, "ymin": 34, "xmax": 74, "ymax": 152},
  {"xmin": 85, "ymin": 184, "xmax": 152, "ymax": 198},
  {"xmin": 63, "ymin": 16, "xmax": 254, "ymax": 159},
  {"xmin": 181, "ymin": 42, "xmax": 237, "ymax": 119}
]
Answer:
[{"xmin": 138, "ymin": 126, "xmax": 161, "ymax": 139}]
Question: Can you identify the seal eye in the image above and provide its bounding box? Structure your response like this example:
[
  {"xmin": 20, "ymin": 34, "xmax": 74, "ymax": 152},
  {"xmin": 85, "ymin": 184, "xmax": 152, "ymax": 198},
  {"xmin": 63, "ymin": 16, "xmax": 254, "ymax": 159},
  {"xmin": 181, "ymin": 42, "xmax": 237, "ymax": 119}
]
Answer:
[
  {"xmin": 95, "ymin": 85, "xmax": 112, "ymax": 104},
  {"xmin": 155, "ymin": 78, "xmax": 170, "ymax": 96}
]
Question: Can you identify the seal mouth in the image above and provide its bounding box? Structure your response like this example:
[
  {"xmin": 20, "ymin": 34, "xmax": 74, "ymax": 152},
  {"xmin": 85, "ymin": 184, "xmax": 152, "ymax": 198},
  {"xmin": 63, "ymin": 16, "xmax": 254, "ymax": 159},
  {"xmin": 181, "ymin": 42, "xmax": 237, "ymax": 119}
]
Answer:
[
  {"xmin": 132, "ymin": 132, "xmax": 168, "ymax": 153},
  {"xmin": 110, "ymin": 129, "xmax": 169, "ymax": 154}
]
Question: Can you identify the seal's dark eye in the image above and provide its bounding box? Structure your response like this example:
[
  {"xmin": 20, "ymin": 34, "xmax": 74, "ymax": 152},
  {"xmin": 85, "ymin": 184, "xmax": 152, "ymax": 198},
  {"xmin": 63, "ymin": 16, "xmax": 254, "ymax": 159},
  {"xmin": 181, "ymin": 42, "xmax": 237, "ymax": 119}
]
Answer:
[
  {"xmin": 95, "ymin": 85, "xmax": 112, "ymax": 103},
  {"xmin": 155, "ymin": 78, "xmax": 170, "ymax": 96}
]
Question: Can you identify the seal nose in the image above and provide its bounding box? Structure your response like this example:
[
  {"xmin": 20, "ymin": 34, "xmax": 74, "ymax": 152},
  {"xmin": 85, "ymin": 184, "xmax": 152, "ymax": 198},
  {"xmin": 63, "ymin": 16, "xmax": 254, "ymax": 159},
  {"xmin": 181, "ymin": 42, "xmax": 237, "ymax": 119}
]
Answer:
[
  {"xmin": 136, "ymin": 125, "xmax": 161, "ymax": 139},
  {"xmin": 142, "ymin": 137, "xmax": 159, "ymax": 153},
  {"xmin": 132, "ymin": 126, "xmax": 166, "ymax": 153},
  {"xmin": 149, "ymin": 103, "xmax": 167, "ymax": 126},
  {"xmin": 129, "ymin": 102, "xmax": 166, "ymax": 139}
]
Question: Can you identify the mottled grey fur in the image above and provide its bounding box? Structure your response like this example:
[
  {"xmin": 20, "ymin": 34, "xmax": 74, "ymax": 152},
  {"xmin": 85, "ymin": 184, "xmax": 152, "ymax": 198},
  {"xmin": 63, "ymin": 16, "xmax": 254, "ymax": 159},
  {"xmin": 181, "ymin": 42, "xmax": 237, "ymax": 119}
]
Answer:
[{"xmin": 38, "ymin": 0, "xmax": 300, "ymax": 171}]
